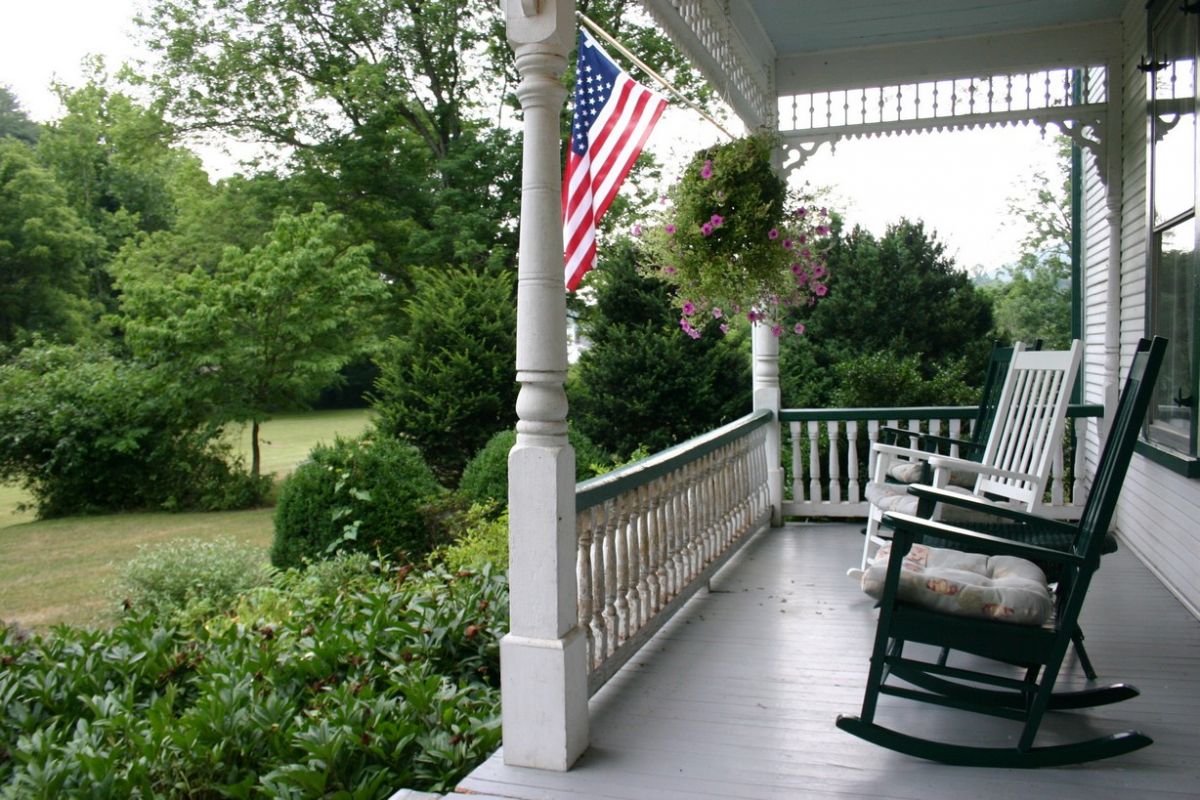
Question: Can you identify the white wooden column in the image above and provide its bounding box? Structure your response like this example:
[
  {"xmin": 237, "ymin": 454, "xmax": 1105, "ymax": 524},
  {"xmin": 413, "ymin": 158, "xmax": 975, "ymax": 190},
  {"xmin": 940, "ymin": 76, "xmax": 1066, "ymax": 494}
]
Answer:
[
  {"xmin": 501, "ymin": 0, "xmax": 588, "ymax": 772},
  {"xmin": 752, "ymin": 322, "xmax": 783, "ymax": 525}
]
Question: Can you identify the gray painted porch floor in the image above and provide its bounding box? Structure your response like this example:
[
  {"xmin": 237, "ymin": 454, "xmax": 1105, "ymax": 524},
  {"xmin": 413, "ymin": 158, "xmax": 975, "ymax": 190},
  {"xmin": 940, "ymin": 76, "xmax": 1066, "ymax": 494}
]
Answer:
[{"xmin": 455, "ymin": 522, "xmax": 1200, "ymax": 799}]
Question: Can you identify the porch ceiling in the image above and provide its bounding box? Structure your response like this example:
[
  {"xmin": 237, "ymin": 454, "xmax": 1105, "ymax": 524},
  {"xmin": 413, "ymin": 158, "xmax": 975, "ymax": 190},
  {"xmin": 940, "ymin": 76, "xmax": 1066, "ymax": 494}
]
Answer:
[{"xmin": 747, "ymin": 0, "xmax": 1128, "ymax": 57}]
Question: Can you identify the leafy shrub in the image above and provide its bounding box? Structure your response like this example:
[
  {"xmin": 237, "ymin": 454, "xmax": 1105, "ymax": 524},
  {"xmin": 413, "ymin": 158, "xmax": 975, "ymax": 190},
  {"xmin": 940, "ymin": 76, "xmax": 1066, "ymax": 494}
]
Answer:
[
  {"xmin": 458, "ymin": 427, "xmax": 610, "ymax": 507},
  {"xmin": 829, "ymin": 351, "xmax": 978, "ymax": 408},
  {"xmin": 271, "ymin": 432, "xmax": 444, "ymax": 569},
  {"xmin": 0, "ymin": 560, "xmax": 507, "ymax": 798},
  {"xmin": 433, "ymin": 504, "xmax": 510, "ymax": 574},
  {"xmin": 0, "ymin": 342, "xmax": 268, "ymax": 517},
  {"xmin": 115, "ymin": 538, "xmax": 275, "ymax": 622},
  {"xmin": 568, "ymin": 240, "xmax": 750, "ymax": 460},
  {"xmin": 371, "ymin": 267, "xmax": 517, "ymax": 482}
]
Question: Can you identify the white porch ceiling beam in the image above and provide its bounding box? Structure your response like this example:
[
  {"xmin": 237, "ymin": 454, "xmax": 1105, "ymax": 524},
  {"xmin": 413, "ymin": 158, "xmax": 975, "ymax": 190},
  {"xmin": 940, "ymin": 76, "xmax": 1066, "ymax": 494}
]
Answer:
[
  {"xmin": 641, "ymin": 0, "xmax": 775, "ymax": 130},
  {"xmin": 777, "ymin": 20, "xmax": 1122, "ymax": 95}
]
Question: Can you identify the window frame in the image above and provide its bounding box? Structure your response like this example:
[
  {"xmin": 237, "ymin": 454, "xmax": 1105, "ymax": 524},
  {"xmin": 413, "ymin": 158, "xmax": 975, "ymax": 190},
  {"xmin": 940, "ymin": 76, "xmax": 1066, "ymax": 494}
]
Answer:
[{"xmin": 1143, "ymin": 0, "xmax": 1200, "ymax": 474}]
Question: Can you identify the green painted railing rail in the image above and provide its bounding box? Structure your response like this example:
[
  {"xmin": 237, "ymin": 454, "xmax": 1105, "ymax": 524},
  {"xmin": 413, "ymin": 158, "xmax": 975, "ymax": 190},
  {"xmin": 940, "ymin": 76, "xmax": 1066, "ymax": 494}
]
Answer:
[
  {"xmin": 780, "ymin": 403, "xmax": 1104, "ymax": 423},
  {"xmin": 575, "ymin": 409, "xmax": 773, "ymax": 513}
]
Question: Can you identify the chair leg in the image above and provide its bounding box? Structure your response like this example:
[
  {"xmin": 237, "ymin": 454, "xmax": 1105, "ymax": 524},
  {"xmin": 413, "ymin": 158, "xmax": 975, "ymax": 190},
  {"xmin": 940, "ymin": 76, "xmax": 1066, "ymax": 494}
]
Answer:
[
  {"xmin": 1072, "ymin": 626, "xmax": 1098, "ymax": 681},
  {"xmin": 859, "ymin": 509, "xmax": 883, "ymax": 570}
]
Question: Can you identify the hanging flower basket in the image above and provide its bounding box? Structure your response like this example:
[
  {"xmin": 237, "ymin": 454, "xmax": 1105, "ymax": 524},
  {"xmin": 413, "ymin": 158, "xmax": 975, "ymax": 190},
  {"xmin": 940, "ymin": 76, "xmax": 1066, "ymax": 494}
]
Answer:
[{"xmin": 639, "ymin": 132, "xmax": 832, "ymax": 338}]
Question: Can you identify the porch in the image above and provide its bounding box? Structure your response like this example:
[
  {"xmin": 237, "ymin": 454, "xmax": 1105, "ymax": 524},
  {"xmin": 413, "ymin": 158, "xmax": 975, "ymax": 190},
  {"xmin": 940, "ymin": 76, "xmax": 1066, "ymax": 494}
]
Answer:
[{"xmin": 460, "ymin": 520, "xmax": 1200, "ymax": 799}]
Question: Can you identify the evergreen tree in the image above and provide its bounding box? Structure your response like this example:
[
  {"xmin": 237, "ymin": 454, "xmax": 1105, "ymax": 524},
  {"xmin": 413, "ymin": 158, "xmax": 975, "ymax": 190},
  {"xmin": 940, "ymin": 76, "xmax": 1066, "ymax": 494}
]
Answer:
[{"xmin": 569, "ymin": 239, "xmax": 750, "ymax": 460}]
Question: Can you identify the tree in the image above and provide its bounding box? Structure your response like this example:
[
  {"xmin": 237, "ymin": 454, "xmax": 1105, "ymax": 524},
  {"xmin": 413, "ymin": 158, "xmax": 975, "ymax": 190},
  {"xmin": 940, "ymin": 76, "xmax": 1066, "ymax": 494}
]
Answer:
[
  {"xmin": 569, "ymin": 239, "xmax": 750, "ymax": 459},
  {"xmin": 136, "ymin": 1, "xmax": 701, "ymax": 284},
  {"xmin": 0, "ymin": 139, "xmax": 101, "ymax": 345},
  {"xmin": 371, "ymin": 266, "xmax": 518, "ymax": 483},
  {"xmin": 985, "ymin": 138, "xmax": 1073, "ymax": 348},
  {"xmin": 0, "ymin": 86, "xmax": 40, "ymax": 144},
  {"xmin": 780, "ymin": 219, "xmax": 995, "ymax": 407},
  {"xmin": 112, "ymin": 203, "xmax": 386, "ymax": 476}
]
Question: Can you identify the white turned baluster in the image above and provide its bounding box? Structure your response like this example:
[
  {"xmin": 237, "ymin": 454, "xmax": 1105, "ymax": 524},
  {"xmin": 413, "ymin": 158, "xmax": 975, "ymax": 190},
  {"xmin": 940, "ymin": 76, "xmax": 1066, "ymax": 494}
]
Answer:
[
  {"xmin": 635, "ymin": 484, "xmax": 650, "ymax": 625},
  {"xmin": 866, "ymin": 420, "xmax": 880, "ymax": 480},
  {"xmin": 1051, "ymin": 434, "xmax": 1065, "ymax": 507},
  {"xmin": 826, "ymin": 420, "xmax": 842, "ymax": 503},
  {"xmin": 791, "ymin": 421, "xmax": 805, "ymax": 501},
  {"xmin": 602, "ymin": 501, "xmax": 619, "ymax": 656},
  {"xmin": 670, "ymin": 471, "xmax": 686, "ymax": 595},
  {"xmin": 949, "ymin": 419, "xmax": 963, "ymax": 458},
  {"xmin": 847, "ymin": 421, "xmax": 860, "ymax": 502},
  {"xmin": 576, "ymin": 507, "xmax": 595, "ymax": 669},
  {"xmin": 591, "ymin": 503, "xmax": 609, "ymax": 661},
  {"xmin": 612, "ymin": 494, "xmax": 630, "ymax": 645},
  {"xmin": 808, "ymin": 420, "xmax": 822, "ymax": 501}
]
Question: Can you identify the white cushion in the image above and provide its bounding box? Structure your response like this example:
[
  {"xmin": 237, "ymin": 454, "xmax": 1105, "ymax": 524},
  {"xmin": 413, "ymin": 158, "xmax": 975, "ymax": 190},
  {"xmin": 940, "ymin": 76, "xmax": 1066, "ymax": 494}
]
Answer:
[
  {"xmin": 888, "ymin": 459, "xmax": 976, "ymax": 487},
  {"xmin": 865, "ymin": 481, "xmax": 918, "ymax": 514},
  {"xmin": 851, "ymin": 542, "xmax": 1052, "ymax": 625},
  {"xmin": 888, "ymin": 462, "xmax": 926, "ymax": 483}
]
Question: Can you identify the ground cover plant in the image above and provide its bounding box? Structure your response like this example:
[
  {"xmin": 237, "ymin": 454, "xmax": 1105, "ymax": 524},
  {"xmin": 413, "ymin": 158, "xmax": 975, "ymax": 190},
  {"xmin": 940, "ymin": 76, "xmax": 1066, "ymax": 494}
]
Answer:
[{"xmin": 0, "ymin": 556, "xmax": 507, "ymax": 798}]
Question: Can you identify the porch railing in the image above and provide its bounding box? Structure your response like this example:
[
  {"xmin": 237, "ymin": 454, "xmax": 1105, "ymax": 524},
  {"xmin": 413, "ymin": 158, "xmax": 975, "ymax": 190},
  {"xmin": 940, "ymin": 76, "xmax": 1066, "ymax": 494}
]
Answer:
[
  {"xmin": 780, "ymin": 404, "xmax": 1104, "ymax": 519},
  {"xmin": 575, "ymin": 410, "xmax": 773, "ymax": 694}
]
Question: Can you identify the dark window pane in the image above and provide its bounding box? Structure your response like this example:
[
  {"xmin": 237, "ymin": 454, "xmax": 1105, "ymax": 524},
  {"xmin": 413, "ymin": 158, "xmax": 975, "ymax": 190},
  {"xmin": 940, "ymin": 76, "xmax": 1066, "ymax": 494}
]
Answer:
[{"xmin": 1149, "ymin": 221, "xmax": 1196, "ymax": 453}]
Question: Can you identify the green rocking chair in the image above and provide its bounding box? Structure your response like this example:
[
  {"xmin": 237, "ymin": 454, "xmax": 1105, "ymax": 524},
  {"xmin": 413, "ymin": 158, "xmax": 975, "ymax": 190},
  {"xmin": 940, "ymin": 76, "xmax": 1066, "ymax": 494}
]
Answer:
[{"xmin": 837, "ymin": 336, "xmax": 1165, "ymax": 768}]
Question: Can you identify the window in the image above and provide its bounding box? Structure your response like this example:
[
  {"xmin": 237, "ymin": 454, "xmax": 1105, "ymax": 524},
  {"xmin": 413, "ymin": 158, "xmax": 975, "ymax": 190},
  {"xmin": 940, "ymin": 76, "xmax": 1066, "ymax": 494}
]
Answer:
[{"xmin": 1146, "ymin": 1, "xmax": 1199, "ymax": 462}]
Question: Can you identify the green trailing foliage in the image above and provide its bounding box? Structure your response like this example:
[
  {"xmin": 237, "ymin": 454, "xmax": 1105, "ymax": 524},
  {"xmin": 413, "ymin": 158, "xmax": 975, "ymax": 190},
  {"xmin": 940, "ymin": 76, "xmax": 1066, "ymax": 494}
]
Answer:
[
  {"xmin": 271, "ymin": 433, "xmax": 444, "ymax": 569},
  {"xmin": 457, "ymin": 427, "xmax": 610, "ymax": 508},
  {"xmin": 0, "ymin": 557, "xmax": 507, "ymax": 798},
  {"xmin": 0, "ymin": 342, "xmax": 267, "ymax": 518},
  {"xmin": 371, "ymin": 266, "xmax": 518, "ymax": 483}
]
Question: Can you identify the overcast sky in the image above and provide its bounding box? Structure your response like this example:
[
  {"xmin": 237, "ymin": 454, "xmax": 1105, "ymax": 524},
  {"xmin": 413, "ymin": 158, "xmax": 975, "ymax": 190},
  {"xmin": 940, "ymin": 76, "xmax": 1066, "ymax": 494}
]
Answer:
[{"xmin": 2, "ymin": 0, "xmax": 1062, "ymax": 274}]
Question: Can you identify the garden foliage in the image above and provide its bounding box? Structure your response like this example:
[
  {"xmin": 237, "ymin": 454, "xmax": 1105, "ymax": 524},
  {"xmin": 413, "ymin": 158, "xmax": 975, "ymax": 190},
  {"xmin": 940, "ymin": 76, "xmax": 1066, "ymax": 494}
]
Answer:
[
  {"xmin": 0, "ymin": 557, "xmax": 507, "ymax": 798},
  {"xmin": 457, "ymin": 427, "xmax": 610, "ymax": 508},
  {"xmin": 271, "ymin": 433, "xmax": 444, "ymax": 569},
  {"xmin": 371, "ymin": 267, "xmax": 518, "ymax": 482},
  {"xmin": 116, "ymin": 538, "xmax": 276, "ymax": 623},
  {"xmin": 0, "ymin": 342, "xmax": 266, "ymax": 518}
]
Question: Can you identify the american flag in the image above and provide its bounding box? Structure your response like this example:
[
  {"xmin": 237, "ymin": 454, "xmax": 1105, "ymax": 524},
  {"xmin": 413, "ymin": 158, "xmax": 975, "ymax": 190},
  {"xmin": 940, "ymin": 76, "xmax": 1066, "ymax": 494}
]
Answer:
[{"xmin": 563, "ymin": 29, "xmax": 667, "ymax": 291}]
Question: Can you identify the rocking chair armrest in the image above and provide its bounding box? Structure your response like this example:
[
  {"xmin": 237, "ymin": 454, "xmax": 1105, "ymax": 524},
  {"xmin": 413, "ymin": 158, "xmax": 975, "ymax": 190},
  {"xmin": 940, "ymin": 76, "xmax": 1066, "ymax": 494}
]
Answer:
[
  {"xmin": 905, "ymin": 485, "xmax": 1077, "ymax": 538},
  {"xmin": 882, "ymin": 511, "xmax": 1083, "ymax": 567},
  {"xmin": 917, "ymin": 432, "xmax": 983, "ymax": 456},
  {"xmin": 924, "ymin": 455, "xmax": 1039, "ymax": 484},
  {"xmin": 870, "ymin": 441, "xmax": 936, "ymax": 462}
]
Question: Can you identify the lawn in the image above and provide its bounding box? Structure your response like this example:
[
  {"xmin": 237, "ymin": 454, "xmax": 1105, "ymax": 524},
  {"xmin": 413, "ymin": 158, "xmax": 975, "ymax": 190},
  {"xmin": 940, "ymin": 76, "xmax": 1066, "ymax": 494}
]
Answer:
[{"xmin": 0, "ymin": 408, "xmax": 373, "ymax": 629}]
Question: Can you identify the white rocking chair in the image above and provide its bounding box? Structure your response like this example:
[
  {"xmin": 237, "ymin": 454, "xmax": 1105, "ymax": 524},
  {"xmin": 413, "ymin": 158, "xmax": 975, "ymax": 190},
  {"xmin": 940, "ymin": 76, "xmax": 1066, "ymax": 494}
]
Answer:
[{"xmin": 856, "ymin": 339, "xmax": 1083, "ymax": 571}]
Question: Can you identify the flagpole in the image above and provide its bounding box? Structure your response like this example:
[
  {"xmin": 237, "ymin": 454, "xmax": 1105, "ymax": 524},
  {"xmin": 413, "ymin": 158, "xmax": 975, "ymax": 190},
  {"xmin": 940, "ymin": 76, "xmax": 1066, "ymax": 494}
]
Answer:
[{"xmin": 576, "ymin": 11, "xmax": 735, "ymax": 140}]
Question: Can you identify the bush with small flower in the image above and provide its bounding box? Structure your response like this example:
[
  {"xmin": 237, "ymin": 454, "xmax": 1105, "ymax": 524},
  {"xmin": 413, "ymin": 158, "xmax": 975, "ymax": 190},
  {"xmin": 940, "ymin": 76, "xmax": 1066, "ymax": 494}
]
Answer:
[{"xmin": 637, "ymin": 132, "xmax": 833, "ymax": 338}]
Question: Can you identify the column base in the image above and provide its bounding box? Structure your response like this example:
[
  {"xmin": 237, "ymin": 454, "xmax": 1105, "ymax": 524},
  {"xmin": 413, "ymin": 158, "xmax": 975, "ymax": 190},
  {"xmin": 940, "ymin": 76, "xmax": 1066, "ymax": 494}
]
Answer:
[{"xmin": 500, "ymin": 626, "xmax": 589, "ymax": 770}]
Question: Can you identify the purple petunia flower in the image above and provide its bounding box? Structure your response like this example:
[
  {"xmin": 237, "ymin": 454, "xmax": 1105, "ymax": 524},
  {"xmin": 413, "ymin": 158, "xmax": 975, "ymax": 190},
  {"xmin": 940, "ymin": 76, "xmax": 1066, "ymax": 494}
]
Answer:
[
  {"xmin": 816, "ymin": 225, "xmax": 830, "ymax": 235},
  {"xmin": 794, "ymin": 323, "xmax": 806, "ymax": 335},
  {"xmin": 767, "ymin": 228, "xmax": 780, "ymax": 240},
  {"xmin": 701, "ymin": 222, "xmax": 714, "ymax": 237},
  {"xmin": 796, "ymin": 207, "xmax": 807, "ymax": 217},
  {"xmin": 631, "ymin": 224, "xmax": 643, "ymax": 237},
  {"xmin": 665, "ymin": 224, "xmax": 676, "ymax": 235},
  {"xmin": 812, "ymin": 264, "xmax": 827, "ymax": 278},
  {"xmin": 700, "ymin": 159, "xmax": 714, "ymax": 179},
  {"xmin": 771, "ymin": 325, "xmax": 783, "ymax": 338},
  {"xmin": 783, "ymin": 239, "xmax": 794, "ymax": 250},
  {"xmin": 719, "ymin": 323, "xmax": 730, "ymax": 335},
  {"xmin": 712, "ymin": 307, "xmax": 723, "ymax": 319},
  {"xmin": 813, "ymin": 283, "xmax": 828, "ymax": 297},
  {"xmin": 682, "ymin": 301, "xmax": 696, "ymax": 316},
  {"xmin": 664, "ymin": 265, "xmax": 676, "ymax": 275},
  {"xmin": 710, "ymin": 214, "xmax": 724, "ymax": 227}
]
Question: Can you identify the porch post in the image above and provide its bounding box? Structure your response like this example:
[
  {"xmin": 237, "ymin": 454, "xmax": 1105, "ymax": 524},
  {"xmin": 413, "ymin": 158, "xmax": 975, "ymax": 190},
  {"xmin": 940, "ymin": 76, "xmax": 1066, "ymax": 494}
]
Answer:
[
  {"xmin": 501, "ymin": 0, "xmax": 588, "ymax": 771},
  {"xmin": 752, "ymin": 322, "xmax": 784, "ymax": 525}
]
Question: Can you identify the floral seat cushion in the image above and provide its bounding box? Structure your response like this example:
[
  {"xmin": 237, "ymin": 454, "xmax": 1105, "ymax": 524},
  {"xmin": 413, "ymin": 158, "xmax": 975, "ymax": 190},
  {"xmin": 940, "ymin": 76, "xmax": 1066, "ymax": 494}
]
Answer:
[{"xmin": 851, "ymin": 541, "xmax": 1052, "ymax": 625}]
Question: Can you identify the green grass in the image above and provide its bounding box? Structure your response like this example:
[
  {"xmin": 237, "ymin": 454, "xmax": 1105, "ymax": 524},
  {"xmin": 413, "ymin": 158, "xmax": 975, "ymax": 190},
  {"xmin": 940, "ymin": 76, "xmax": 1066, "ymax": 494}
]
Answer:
[{"xmin": 0, "ymin": 408, "xmax": 373, "ymax": 629}]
